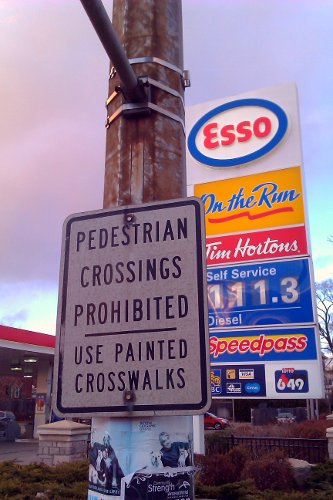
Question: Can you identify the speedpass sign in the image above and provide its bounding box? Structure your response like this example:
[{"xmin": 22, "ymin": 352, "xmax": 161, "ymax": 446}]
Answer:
[{"xmin": 53, "ymin": 198, "xmax": 211, "ymax": 417}]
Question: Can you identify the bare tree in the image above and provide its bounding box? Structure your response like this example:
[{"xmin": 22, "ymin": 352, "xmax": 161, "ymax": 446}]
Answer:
[{"xmin": 316, "ymin": 279, "xmax": 333, "ymax": 354}]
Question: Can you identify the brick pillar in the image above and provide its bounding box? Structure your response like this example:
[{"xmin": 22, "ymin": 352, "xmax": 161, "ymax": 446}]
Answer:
[{"xmin": 38, "ymin": 420, "xmax": 90, "ymax": 466}]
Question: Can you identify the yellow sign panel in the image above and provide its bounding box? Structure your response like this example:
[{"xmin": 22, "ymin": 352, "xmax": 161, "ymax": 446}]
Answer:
[
  {"xmin": 194, "ymin": 166, "xmax": 305, "ymax": 235},
  {"xmin": 226, "ymin": 369, "xmax": 236, "ymax": 379},
  {"xmin": 210, "ymin": 372, "xmax": 221, "ymax": 385}
]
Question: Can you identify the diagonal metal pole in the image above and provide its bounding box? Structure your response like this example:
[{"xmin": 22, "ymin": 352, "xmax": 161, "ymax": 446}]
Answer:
[
  {"xmin": 80, "ymin": 0, "xmax": 186, "ymax": 206},
  {"xmin": 80, "ymin": 0, "xmax": 146, "ymax": 102}
]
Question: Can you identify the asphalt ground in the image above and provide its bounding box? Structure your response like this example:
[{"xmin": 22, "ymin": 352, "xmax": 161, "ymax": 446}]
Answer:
[{"xmin": 0, "ymin": 439, "xmax": 39, "ymax": 465}]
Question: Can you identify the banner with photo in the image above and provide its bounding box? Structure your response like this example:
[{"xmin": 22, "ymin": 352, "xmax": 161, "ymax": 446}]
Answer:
[{"xmin": 87, "ymin": 416, "xmax": 195, "ymax": 500}]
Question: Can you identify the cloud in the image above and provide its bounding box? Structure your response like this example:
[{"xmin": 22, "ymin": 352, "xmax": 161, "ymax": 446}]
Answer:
[
  {"xmin": 314, "ymin": 260, "xmax": 333, "ymax": 283},
  {"xmin": 0, "ymin": 281, "xmax": 57, "ymax": 334},
  {"xmin": 0, "ymin": 0, "xmax": 108, "ymax": 284},
  {"xmin": 0, "ymin": 117, "xmax": 105, "ymax": 282},
  {"xmin": 0, "ymin": 309, "xmax": 28, "ymax": 327}
]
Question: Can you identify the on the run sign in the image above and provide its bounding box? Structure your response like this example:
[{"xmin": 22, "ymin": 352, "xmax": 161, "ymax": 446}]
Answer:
[{"xmin": 53, "ymin": 198, "xmax": 211, "ymax": 417}]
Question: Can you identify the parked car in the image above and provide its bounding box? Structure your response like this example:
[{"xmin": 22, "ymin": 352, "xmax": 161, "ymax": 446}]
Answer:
[
  {"xmin": 0, "ymin": 411, "xmax": 21, "ymax": 441},
  {"xmin": 204, "ymin": 412, "xmax": 230, "ymax": 430},
  {"xmin": 0, "ymin": 411, "xmax": 16, "ymax": 422},
  {"xmin": 276, "ymin": 412, "xmax": 296, "ymax": 423}
]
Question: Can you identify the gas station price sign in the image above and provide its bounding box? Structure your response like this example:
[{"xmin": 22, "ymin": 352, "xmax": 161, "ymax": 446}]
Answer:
[{"xmin": 207, "ymin": 258, "xmax": 314, "ymax": 328}]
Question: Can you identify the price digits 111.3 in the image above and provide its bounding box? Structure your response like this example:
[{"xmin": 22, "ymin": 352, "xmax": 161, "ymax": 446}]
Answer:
[{"xmin": 208, "ymin": 277, "xmax": 299, "ymax": 310}]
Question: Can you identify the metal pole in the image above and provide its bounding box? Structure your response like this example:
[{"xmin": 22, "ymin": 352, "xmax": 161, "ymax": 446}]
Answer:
[
  {"xmin": 310, "ymin": 399, "xmax": 315, "ymax": 420},
  {"xmin": 315, "ymin": 399, "xmax": 319, "ymax": 420},
  {"xmin": 84, "ymin": 1, "xmax": 192, "ymax": 498},
  {"xmin": 104, "ymin": 0, "xmax": 186, "ymax": 207},
  {"xmin": 80, "ymin": 0, "xmax": 146, "ymax": 102}
]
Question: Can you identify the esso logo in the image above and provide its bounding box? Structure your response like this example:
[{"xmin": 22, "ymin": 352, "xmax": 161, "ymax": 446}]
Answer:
[{"xmin": 187, "ymin": 98, "xmax": 288, "ymax": 167}]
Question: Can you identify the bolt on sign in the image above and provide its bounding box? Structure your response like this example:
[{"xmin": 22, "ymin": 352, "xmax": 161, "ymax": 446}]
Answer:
[{"xmin": 53, "ymin": 198, "xmax": 211, "ymax": 417}]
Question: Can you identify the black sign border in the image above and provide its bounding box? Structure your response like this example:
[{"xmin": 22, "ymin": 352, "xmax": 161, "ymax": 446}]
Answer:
[{"xmin": 55, "ymin": 198, "xmax": 209, "ymax": 415}]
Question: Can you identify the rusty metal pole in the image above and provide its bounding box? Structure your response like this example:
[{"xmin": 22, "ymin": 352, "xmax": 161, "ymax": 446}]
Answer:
[
  {"xmin": 103, "ymin": 0, "xmax": 186, "ymax": 208},
  {"xmin": 85, "ymin": 2, "xmax": 195, "ymax": 498}
]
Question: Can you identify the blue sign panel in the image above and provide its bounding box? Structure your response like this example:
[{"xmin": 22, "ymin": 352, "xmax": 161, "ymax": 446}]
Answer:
[
  {"xmin": 210, "ymin": 326, "xmax": 317, "ymax": 363},
  {"xmin": 275, "ymin": 369, "xmax": 309, "ymax": 393},
  {"xmin": 211, "ymin": 369, "xmax": 222, "ymax": 395},
  {"xmin": 207, "ymin": 258, "xmax": 314, "ymax": 328},
  {"xmin": 211, "ymin": 364, "xmax": 266, "ymax": 397}
]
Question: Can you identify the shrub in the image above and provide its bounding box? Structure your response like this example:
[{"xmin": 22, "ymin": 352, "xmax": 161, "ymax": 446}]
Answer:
[
  {"xmin": 232, "ymin": 422, "xmax": 292, "ymax": 438},
  {"xmin": 231, "ymin": 420, "xmax": 333, "ymax": 439},
  {"xmin": 195, "ymin": 453, "xmax": 238, "ymax": 486},
  {"xmin": 288, "ymin": 420, "xmax": 332, "ymax": 439},
  {"xmin": 305, "ymin": 459, "xmax": 333, "ymax": 490},
  {"xmin": 216, "ymin": 480, "xmax": 261, "ymax": 499},
  {"xmin": 256, "ymin": 491, "xmax": 328, "ymax": 499},
  {"xmin": 195, "ymin": 481, "xmax": 223, "ymax": 499},
  {"xmin": 195, "ymin": 445, "xmax": 252, "ymax": 487},
  {"xmin": 243, "ymin": 449, "xmax": 295, "ymax": 491},
  {"xmin": 232, "ymin": 423, "xmax": 254, "ymax": 436},
  {"xmin": 0, "ymin": 459, "xmax": 88, "ymax": 499},
  {"xmin": 205, "ymin": 429, "xmax": 233, "ymax": 455},
  {"xmin": 226, "ymin": 445, "xmax": 252, "ymax": 471},
  {"xmin": 195, "ymin": 479, "xmax": 259, "ymax": 500}
]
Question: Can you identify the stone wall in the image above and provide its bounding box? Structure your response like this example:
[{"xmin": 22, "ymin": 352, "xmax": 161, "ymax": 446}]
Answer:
[{"xmin": 38, "ymin": 420, "xmax": 90, "ymax": 466}]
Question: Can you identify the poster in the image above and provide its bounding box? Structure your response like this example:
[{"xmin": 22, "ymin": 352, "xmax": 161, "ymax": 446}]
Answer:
[
  {"xmin": 35, "ymin": 393, "xmax": 46, "ymax": 414},
  {"xmin": 87, "ymin": 416, "xmax": 195, "ymax": 500}
]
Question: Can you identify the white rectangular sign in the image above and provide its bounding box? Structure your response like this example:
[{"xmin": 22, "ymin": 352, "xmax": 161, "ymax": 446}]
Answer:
[
  {"xmin": 53, "ymin": 198, "xmax": 211, "ymax": 417},
  {"xmin": 186, "ymin": 83, "xmax": 302, "ymax": 188},
  {"xmin": 186, "ymin": 83, "xmax": 325, "ymax": 401}
]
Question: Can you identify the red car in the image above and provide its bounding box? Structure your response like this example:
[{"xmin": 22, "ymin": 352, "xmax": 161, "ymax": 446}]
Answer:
[{"xmin": 204, "ymin": 412, "xmax": 230, "ymax": 430}]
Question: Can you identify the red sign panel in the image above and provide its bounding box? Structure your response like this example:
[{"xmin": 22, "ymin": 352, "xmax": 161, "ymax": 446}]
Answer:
[{"xmin": 206, "ymin": 225, "xmax": 308, "ymax": 266}]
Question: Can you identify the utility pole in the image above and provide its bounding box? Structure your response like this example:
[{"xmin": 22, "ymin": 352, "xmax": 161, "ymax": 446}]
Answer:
[
  {"xmin": 80, "ymin": 0, "xmax": 187, "ymax": 202},
  {"xmin": 79, "ymin": 2, "xmax": 199, "ymax": 499},
  {"xmin": 103, "ymin": 0, "xmax": 187, "ymax": 207}
]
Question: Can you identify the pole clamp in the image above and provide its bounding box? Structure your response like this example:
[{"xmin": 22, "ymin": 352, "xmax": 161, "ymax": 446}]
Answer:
[
  {"xmin": 110, "ymin": 57, "xmax": 191, "ymax": 88},
  {"xmin": 105, "ymin": 76, "xmax": 185, "ymax": 131},
  {"xmin": 129, "ymin": 56, "xmax": 183, "ymax": 75},
  {"xmin": 105, "ymin": 102, "xmax": 185, "ymax": 132}
]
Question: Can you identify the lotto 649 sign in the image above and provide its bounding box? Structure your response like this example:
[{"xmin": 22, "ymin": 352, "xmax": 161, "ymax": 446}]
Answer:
[
  {"xmin": 207, "ymin": 258, "xmax": 314, "ymax": 328},
  {"xmin": 53, "ymin": 198, "xmax": 210, "ymax": 417},
  {"xmin": 275, "ymin": 369, "xmax": 309, "ymax": 393}
]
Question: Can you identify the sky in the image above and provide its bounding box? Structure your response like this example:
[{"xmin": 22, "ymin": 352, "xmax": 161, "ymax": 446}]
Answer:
[{"xmin": 0, "ymin": 0, "xmax": 332, "ymax": 335}]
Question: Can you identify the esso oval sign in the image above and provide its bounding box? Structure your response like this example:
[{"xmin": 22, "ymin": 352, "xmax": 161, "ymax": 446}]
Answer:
[{"xmin": 187, "ymin": 98, "xmax": 288, "ymax": 167}]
